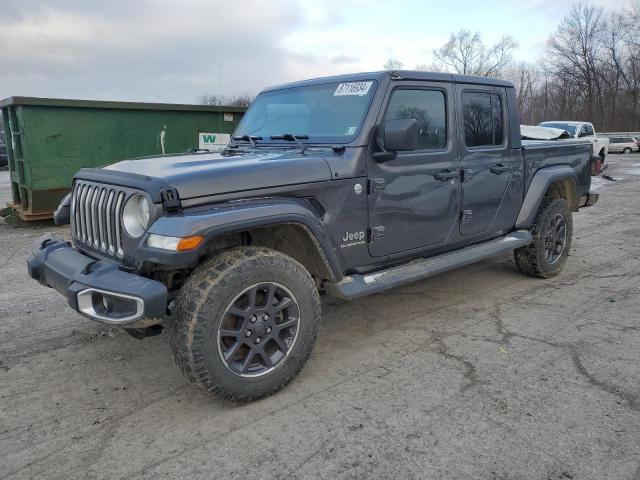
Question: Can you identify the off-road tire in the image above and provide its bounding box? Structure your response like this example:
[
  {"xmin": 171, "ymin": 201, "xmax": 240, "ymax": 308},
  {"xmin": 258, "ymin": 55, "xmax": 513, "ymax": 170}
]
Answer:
[
  {"xmin": 514, "ymin": 197, "xmax": 573, "ymax": 278},
  {"xmin": 168, "ymin": 246, "xmax": 321, "ymax": 402}
]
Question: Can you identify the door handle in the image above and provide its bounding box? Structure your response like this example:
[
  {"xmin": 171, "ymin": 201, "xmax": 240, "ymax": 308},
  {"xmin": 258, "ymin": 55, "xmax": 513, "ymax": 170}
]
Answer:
[
  {"xmin": 490, "ymin": 164, "xmax": 511, "ymax": 174},
  {"xmin": 434, "ymin": 170, "xmax": 458, "ymax": 181}
]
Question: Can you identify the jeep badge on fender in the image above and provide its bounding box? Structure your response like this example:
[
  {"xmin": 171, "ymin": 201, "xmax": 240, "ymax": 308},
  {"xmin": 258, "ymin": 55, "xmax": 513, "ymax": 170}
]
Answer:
[{"xmin": 341, "ymin": 230, "xmax": 366, "ymax": 248}]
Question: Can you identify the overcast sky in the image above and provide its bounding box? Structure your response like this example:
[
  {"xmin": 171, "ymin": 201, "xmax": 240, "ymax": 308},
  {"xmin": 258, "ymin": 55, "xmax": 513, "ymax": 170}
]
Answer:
[{"xmin": 0, "ymin": 0, "xmax": 631, "ymax": 104}]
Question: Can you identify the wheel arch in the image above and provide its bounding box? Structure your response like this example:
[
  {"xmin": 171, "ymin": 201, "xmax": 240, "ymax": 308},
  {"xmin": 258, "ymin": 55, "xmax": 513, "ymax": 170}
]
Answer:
[
  {"xmin": 210, "ymin": 222, "xmax": 338, "ymax": 283},
  {"xmin": 516, "ymin": 166, "xmax": 578, "ymax": 229},
  {"xmin": 147, "ymin": 198, "xmax": 342, "ymax": 282}
]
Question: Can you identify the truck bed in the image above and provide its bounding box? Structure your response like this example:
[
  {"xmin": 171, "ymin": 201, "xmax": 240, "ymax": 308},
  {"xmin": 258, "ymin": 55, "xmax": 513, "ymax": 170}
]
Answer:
[{"xmin": 521, "ymin": 139, "xmax": 593, "ymax": 201}]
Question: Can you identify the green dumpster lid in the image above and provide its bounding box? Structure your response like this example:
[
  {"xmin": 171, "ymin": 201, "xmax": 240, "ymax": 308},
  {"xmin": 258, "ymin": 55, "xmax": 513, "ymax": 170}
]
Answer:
[{"xmin": 0, "ymin": 96, "xmax": 247, "ymax": 113}]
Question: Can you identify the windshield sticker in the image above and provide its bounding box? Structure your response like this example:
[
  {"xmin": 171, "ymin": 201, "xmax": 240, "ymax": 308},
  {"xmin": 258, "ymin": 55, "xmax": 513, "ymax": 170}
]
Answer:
[
  {"xmin": 334, "ymin": 81, "xmax": 373, "ymax": 97},
  {"xmin": 346, "ymin": 126, "xmax": 357, "ymax": 135}
]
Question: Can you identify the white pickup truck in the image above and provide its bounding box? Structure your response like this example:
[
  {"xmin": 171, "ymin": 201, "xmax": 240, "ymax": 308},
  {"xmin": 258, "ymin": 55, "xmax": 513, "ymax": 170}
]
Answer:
[{"xmin": 538, "ymin": 121, "xmax": 609, "ymax": 161}]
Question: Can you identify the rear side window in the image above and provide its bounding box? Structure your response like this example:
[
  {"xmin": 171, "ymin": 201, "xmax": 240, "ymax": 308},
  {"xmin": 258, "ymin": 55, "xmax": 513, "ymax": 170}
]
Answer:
[
  {"xmin": 462, "ymin": 92, "xmax": 504, "ymax": 147},
  {"xmin": 585, "ymin": 124, "xmax": 595, "ymax": 136},
  {"xmin": 384, "ymin": 89, "xmax": 447, "ymax": 150}
]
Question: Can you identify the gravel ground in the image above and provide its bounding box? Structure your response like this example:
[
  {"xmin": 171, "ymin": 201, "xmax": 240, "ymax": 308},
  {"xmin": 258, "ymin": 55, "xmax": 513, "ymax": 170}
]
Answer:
[{"xmin": 1, "ymin": 154, "xmax": 639, "ymax": 480}]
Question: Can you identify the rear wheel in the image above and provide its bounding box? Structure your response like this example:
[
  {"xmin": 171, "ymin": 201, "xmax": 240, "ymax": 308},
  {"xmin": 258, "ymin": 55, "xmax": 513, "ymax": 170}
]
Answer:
[
  {"xmin": 623, "ymin": 147, "xmax": 632, "ymax": 154},
  {"xmin": 169, "ymin": 247, "xmax": 321, "ymax": 402},
  {"xmin": 514, "ymin": 198, "xmax": 573, "ymax": 278}
]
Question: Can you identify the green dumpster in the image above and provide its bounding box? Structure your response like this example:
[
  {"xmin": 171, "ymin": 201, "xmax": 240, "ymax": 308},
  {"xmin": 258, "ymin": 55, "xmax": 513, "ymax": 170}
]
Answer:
[{"xmin": 0, "ymin": 97, "xmax": 245, "ymax": 221}]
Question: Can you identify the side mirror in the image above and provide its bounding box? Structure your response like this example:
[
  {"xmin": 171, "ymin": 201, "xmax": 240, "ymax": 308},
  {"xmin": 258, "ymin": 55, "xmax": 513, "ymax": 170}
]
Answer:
[{"xmin": 378, "ymin": 118, "xmax": 419, "ymax": 156}]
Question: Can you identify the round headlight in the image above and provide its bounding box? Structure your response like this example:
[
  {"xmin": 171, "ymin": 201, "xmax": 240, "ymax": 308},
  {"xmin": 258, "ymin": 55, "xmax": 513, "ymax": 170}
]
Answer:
[{"xmin": 122, "ymin": 194, "xmax": 150, "ymax": 238}]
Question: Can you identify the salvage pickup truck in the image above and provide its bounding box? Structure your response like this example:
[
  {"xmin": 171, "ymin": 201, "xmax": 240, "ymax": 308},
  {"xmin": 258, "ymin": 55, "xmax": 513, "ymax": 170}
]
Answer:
[
  {"xmin": 28, "ymin": 71, "xmax": 600, "ymax": 401},
  {"xmin": 538, "ymin": 120, "xmax": 609, "ymax": 162}
]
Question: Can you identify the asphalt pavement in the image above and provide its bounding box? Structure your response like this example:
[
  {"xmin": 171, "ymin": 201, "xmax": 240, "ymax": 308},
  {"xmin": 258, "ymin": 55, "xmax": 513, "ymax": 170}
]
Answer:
[{"xmin": 1, "ymin": 155, "xmax": 639, "ymax": 479}]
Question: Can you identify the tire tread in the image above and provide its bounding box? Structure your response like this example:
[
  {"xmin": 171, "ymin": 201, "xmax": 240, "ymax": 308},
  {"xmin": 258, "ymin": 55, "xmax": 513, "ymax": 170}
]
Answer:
[
  {"xmin": 167, "ymin": 247, "xmax": 320, "ymax": 402},
  {"xmin": 514, "ymin": 197, "xmax": 572, "ymax": 279}
]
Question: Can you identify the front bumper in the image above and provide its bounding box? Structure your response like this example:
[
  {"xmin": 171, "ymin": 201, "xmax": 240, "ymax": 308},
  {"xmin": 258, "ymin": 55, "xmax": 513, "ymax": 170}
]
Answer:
[{"xmin": 27, "ymin": 235, "xmax": 168, "ymax": 326}]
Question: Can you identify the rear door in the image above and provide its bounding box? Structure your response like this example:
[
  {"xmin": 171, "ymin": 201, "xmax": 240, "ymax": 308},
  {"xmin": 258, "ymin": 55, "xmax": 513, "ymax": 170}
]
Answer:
[
  {"xmin": 456, "ymin": 86, "xmax": 515, "ymax": 236},
  {"xmin": 368, "ymin": 82, "xmax": 461, "ymax": 257}
]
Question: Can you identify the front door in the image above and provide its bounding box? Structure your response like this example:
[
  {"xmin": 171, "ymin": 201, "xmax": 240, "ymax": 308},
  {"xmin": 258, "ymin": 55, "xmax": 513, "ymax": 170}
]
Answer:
[
  {"xmin": 368, "ymin": 83, "xmax": 461, "ymax": 257},
  {"xmin": 456, "ymin": 86, "xmax": 514, "ymax": 236}
]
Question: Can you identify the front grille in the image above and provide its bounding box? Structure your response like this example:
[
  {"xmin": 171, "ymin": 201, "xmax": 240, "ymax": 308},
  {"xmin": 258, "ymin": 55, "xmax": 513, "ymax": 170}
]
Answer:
[{"xmin": 71, "ymin": 180, "xmax": 126, "ymax": 258}]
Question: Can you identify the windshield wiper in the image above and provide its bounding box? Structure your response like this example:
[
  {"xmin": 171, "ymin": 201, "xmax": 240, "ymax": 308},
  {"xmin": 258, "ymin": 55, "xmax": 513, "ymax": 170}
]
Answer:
[
  {"xmin": 232, "ymin": 135, "xmax": 262, "ymax": 148},
  {"xmin": 270, "ymin": 134, "xmax": 309, "ymax": 153}
]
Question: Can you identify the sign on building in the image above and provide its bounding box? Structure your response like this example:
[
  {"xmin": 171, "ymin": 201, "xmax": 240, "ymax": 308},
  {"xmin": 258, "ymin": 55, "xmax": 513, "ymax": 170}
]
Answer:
[{"xmin": 199, "ymin": 132, "xmax": 231, "ymax": 151}]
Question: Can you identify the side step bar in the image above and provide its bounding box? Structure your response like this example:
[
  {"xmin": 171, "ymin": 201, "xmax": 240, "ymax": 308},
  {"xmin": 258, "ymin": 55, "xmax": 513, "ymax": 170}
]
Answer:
[{"xmin": 325, "ymin": 230, "xmax": 532, "ymax": 300}]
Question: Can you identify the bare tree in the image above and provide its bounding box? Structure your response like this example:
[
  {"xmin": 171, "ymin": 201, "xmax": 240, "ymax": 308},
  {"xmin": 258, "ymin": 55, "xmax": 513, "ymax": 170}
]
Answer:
[
  {"xmin": 193, "ymin": 1, "xmax": 640, "ymax": 132},
  {"xmin": 415, "ymin": 63, "xmax": 444, "ymax": 72},
  {"xmin": 546, "ymin": 4, "xmax": 607, "ymax": 124},
  {"xmin": 504, "ymin": 62, "xmax": 541, "ymax": 123},
  {"xmin": 498, "ymin": 2, "xmax": 640, "ymax": 132},
  {"xmin": 383, "ymin": 58, "xmax": 404, "ymax": 70},
  {"xmin": 199, "ymin": 94, "xmax": 254, "ymax": 108},
  {"xmin": 618, "ymin": 0, "xmax": 640, "ymax": 129},
  {"xmin": 432, "ymin": 29, "xmax": 517, "ymax": 77}
]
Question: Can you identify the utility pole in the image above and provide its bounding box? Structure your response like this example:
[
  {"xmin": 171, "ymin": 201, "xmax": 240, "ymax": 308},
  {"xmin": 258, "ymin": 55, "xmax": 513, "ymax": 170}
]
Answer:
[{"xmin": 219, "ymin": 64, "xmax": 223, "ymax": 132}]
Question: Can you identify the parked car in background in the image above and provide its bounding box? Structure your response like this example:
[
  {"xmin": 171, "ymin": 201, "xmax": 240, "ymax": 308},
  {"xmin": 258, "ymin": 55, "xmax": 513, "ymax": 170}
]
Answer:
[
  {"xmin": 0, "ymin": 131, "xmax": 8, "ymax": 167},
  {"xmin": 538, "ymin": 121, "xmax": 609, "ymax": 161},
  {"xmin": 607, "ymin": 136, "xmax": 639, "ymax": 154}
]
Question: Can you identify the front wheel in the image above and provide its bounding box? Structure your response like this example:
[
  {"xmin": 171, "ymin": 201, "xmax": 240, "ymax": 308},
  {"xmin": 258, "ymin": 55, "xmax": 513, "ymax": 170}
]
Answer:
[
  {"xmin": 623, "ymin": 147, "xmax": 632, "ymax": 154},
  {"xmin": 168, "ymin": 247, "xmax": 321, "ymax": 402},
  {"xmin": 514, "ymin": 198, "xmax": 573, "ymax": 278}
]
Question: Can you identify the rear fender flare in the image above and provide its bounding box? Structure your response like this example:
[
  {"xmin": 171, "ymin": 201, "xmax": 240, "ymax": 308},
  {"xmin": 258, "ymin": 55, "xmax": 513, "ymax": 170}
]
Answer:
[{"xmin": 516, "ymin": 166, "xmax": 578, "ymax": 229}]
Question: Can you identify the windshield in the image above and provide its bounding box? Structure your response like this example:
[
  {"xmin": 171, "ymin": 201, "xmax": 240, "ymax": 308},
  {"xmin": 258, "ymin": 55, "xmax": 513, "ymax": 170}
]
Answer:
[
  {"xmin": 234, "ymin": 80, "xmax": 377, "ymax": 144},
  {"xmin": 538, "ymin": 122, "xmax": 577, "ymax": 136}
]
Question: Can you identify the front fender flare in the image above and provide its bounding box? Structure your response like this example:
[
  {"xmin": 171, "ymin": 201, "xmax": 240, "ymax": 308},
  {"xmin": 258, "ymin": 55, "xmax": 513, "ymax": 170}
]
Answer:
[
  {"xmin": 516, "ymin": 166, "xmax": 577, "ymax": 229},
  {"xmin": 144, "ymin": 198, "xmax": 343, "ymax": 279}
]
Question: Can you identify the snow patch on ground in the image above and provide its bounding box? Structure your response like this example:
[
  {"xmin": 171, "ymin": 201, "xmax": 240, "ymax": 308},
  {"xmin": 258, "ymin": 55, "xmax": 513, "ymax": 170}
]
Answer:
[{"xmin": 590, "ymin": 176, "xmax": 618, "ymax": 190}]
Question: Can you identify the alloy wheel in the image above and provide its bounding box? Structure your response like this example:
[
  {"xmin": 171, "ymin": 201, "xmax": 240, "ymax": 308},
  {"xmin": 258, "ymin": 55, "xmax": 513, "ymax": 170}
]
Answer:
[
  {"xmin": 543, "ymin": 213, "xmax": 567, "ymax": 265},
  {"xmin": 217, "ymin": 282, "xmax": 300, "ymax": 377}
]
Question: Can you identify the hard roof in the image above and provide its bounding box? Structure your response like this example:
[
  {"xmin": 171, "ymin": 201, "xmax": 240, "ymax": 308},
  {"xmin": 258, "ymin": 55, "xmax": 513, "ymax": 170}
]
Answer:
[{"xmin": 263, "ymin": 70, "xmax": 514, "ymax": 92}]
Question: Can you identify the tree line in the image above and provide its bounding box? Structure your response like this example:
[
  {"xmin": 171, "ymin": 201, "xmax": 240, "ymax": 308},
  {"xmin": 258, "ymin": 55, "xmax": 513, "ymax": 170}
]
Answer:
[
  {"xmin": 199, "ymin": 94, "xmax": 254, "ymax": 108},
  {"xmin": 200, "ymin": 2, "xmax": 639, "ymax": 133},
  {"xmin": 389, "ymin": 2, "xmax": 640, "ymax": 132}
]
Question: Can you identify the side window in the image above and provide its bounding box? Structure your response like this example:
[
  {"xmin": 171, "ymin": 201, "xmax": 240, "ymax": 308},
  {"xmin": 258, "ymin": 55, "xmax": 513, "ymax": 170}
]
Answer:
[
  {"xmin": 383, "ymin": 89, "xmax": 447, "ymax": 150},
  {"xmin": 585, "ymin": 124, "xmax": 595, "ymax": 136},
  {"xmin": 579, "ymin": 124, "xmax": 588, "ymax": 137},
  {"xmin": 462, "ymin": 92, "xmax": 504, "ymax": 147}
]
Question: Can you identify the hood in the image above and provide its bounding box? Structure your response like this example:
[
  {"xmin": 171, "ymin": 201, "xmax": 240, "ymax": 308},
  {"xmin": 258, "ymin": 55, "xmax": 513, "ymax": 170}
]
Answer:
[
  {"xmin": 521, "ymin": 125, "xmax": 572, "ymax": 141},
  {"xmin": 105, "ymin": 149, "xmax": 333, "ymax": 200}
]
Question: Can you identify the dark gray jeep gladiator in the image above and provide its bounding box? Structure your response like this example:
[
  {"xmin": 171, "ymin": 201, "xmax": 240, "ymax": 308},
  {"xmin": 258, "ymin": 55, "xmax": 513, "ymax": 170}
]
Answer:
[{"xmin": 28, "ymin": 71, "xmax": 599, "ymax": 401}]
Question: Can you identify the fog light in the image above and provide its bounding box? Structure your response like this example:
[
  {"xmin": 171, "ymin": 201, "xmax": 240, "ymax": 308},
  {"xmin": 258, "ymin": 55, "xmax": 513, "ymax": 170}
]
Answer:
[{"xmin": 77, "ymin": 288, "xmax": 144, "ymax": 323}]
